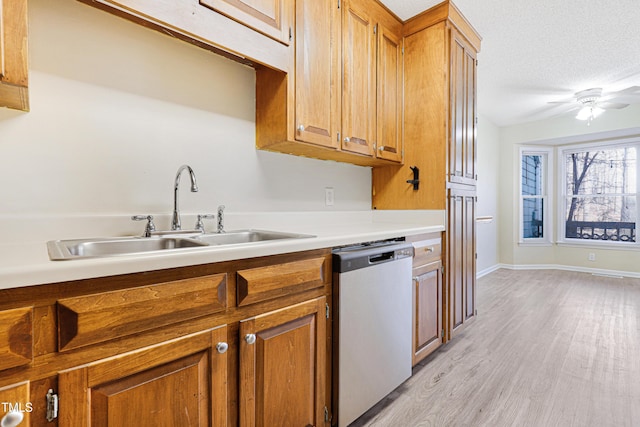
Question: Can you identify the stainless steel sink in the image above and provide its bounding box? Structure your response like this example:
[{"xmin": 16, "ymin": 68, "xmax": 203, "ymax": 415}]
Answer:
[
  {"xmin": 194, "ymin": 229, "xmax": 315, "ymax": 246},
  {"xmin": 47, "ymin": 229, "xmax": 315, "ymax": 260},
  {"xmin": 47, "ymin": 236, "xmax": 208, "ymax": 260}
]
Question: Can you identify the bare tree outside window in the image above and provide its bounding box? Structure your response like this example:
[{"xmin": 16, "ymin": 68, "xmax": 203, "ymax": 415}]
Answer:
[{"xmin": 564, "ymin": 146, "xmax": 637, "ymax": 242}]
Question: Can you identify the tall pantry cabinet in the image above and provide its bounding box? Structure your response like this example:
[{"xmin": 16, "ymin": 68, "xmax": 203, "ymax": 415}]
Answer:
[{"xmin": 372, "ymin": 1, "xmax": 481, "ymax": 342}]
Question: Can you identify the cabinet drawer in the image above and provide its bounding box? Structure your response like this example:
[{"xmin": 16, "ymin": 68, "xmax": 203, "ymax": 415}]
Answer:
[
  {"xmin": 0, "ymin": 307, "xmax": 33, "ymax": 370},
  {"xmin": 412, "ymin": 237, "xmax": 441, "ymax": 267},
  {"xmin": 57, "ymin": 274, "xmax": 227, "ymax": 351},
  {"xmin": 237, "ymin": 256, "xmax": 327, "ymax": 306}
]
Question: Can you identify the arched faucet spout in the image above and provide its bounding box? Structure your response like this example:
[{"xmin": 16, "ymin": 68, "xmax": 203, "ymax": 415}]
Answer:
[{"xmin": 172, "ymin": 165, "xmax": 198, "ymax": 230}]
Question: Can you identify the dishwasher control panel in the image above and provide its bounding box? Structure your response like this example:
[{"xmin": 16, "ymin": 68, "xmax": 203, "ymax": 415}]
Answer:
[{"xmin": 332, "ymin": 240, "xmax": 414, "ymax": 273}]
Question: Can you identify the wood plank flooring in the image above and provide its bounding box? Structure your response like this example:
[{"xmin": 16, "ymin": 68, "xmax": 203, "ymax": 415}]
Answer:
[{"xmin": 351, "ymin": 269, "xmax": 640, "ymax": 427}]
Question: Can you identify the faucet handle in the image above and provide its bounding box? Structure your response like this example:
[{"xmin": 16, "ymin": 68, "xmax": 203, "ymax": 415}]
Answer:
[
  {"xmin": 217, "ymin": 205, "xmax": 225, "ymax": 233},
  {"xmin": 132, "ymin": 215, "xmax": 156, "ymax": 237},
  {"xmin": 195, "ymin": 214, "xmax": 215, "ymax": 232}
]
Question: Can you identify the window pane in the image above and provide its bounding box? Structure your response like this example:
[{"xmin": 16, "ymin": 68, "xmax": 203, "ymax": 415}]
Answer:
[
  {"xmin": 565, "ymin": 196, "xmax": 637, "ymax": 242},
  {"xmin": 522, "ymin": 155, "xmax": 543, "ymax": 196},
  {"xmin": 565, "ymin": 147, "xmax": 637, "ymax": 195},
  {"xmin": 523, "ymin": 197, "xmax": 544, "ymax": 238}
]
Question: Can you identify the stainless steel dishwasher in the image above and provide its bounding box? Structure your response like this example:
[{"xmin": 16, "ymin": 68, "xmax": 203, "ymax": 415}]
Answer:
[{"xmin": 333, "ymin": 240, "xmax": 414, "ymax": 427}]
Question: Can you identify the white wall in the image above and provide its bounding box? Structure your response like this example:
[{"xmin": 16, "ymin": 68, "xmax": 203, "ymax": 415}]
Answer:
[
  {"xmin": 498, "ymin": 104, "xmax": 640, "ymax": 276},
  {"xmin": 0, "ymin": 0, "xmax": 371, "ymax": 224},
  {"xmin": 476, "ymin": 114, "xmax": 500, "ymax": 275}
]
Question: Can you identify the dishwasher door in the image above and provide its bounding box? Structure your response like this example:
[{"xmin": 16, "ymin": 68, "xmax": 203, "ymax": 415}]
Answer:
[{"xmin": 334, "ymin": 242, "xmax": 413, "ymax": 427}]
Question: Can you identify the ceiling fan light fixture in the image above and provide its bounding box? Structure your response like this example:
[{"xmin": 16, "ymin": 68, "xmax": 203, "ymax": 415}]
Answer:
[{"xmin": 576, "ymin": 105, "xmax": 604, "ymax": 122}]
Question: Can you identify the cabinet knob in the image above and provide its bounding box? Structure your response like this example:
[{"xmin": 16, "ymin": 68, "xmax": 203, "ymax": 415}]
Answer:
[
  {"xmin": 216, "ymin": 342, "xmax": 229, "ymax": 354},
  {"xmin": 244, "ymin": 333, "xmax": 257, "ymax": 345},
  {"xmin": 297, "ymin": 124, "xmax": 305, "ymax": 132},
  {"xmin": 343, "ymin": 136, "xmax": 350, "ymax": 143},
  {"xmin": 378, "ymin": 145, "xmax": 385, "ymax": 152},
  {"xmin": 1, "ymin": 410, "xmax": 24, "ymax": 427},
  {"xmin": 425, "ymin": 247, "xmax": 434, "ymax": 253}
]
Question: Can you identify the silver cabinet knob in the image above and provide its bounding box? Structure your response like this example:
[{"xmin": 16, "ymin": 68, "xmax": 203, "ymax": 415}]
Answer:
[
  {"xmin": 343, "ymin": 136, "xmax": 351, "ymax": 143},
  {"xmin": 297, "ymin": 124, "xmax": 305, "ymax": 132},
  {"xmin": 1, "ymin": 410, "xmax": 24, "ymax": 427},
  {"xmin": 245, "ymin": 333, "xmax": 257, "ymax": 345},
  {"xmin": 378, "ymin": 145, "xmax": 385, "ymax": 152},
  {"xmin": 216, "ymin": 342, "xmax": 229, "ymax": 354}
]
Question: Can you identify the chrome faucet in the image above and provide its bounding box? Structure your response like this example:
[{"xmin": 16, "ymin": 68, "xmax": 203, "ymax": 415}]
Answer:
[{"xmin": 171, "ymin": 165, "xmax": 198, "ymax": 230}]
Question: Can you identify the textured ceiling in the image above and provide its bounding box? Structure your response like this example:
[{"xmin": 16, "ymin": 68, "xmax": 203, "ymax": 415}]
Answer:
[{"xmin": 380, "ymin": 0, "xmax": 640, "ymax": 127}]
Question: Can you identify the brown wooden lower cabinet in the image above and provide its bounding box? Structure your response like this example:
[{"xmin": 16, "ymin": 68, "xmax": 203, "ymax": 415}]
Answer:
[
  {"xmin": 0, "ymin": 381, "xmax": 31, "ymax": 426},
  {"xmin": 239, "ymin": 296, "xmax": 327, "ymax": 427},
  {"xmin": 58, "ymin": 326, "xmax": 229, "ymax": 427},
  {"xmin": 447, "ymin": 186, "xmax": 477, "ymax": 339},
  {"xmin": 412, "ymin": 261, "xmax": 443, "ymax": 365},
  {"xmin": 408, "ymin": 233, "xmax": 443, "ymax": 366}
]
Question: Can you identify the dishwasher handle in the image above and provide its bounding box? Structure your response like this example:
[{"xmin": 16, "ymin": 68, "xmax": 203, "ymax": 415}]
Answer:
[{"xmin": 369, "ymin": 251, "xmax": 394, "ymax": 264}]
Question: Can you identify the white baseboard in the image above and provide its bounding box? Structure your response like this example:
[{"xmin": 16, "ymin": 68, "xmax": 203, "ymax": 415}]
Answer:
[
  {"xmin": 476, "ymin": 264, "xmax": 502, "ymax": 278},
  {"xmin": 488, "ymin": 263, "xmax": 640, "ymax": 279}
]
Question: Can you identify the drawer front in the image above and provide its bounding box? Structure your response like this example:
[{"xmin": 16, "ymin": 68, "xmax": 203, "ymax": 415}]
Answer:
[
  {"xmin": 57, "ymin": 274, "xmax": 227, "ymax": 351},
  {"xmin": 0, "ymin": 307, "xmax": 33, "ymax": 370},
  {"xmin": 412, "ymin": 238, "xmax": 442, "ymax": 267},
  {"xmin": 237, "ymin": 256, "xmax": 327, "ymax": 306}
]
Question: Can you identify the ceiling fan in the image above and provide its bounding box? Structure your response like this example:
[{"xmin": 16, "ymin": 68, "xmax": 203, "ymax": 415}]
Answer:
[{"xmin": 551, "ymin": 86, "xmax": 640, "ymax": 124}]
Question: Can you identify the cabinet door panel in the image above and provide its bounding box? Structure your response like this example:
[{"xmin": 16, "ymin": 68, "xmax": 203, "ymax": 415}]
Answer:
[
  {"xmin": 413, "ymin": 263, "xmax": 442, "ymax": 365},
  {"xmin": 376, "ymin": 24, "xmax": 403, "ymax": 163},
  {"xmin": 447, "ymin": 188, "xmax": 476, "ymax": 339},
  {"xmin": 59, "ymin": 326, "xmax": 228, "ymax": 427},
  {"xmin": 294, "ymin": 0, "xmax": 339, "ymax": 149},
  {"xmin": 449, "ymin": 31, "xmax": 477, "ymax": 185},
  {"xmin": 342, "ymin": 0, "xmax": 375, "ymax": 156},
  {"xmin": 200, "ymin": 0, "xmax": 291, "ymax": 45},
  {"xmin": 0, "ymin": 306, "xmax": 33, "ymax": 370},
  {"xmin": 239, "ymin": 297, "xmax": 326, "ymax": 427},
  {"xmin": 0, "ymin": 381, "xmax": 31, "ymax": 426}
]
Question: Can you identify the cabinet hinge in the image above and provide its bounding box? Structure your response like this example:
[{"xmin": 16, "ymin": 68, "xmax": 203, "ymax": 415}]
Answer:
[
  {"xmin": 402, "ymin": 46, "xmax": 405, "ymax": 55},
  {"xmin": 374, "ymin": 24, "xmax": 377, "ymax": 35},
  {"xmin": 475, "ymin": 309, "xmax": 478, "ymax": 316},
  {"xmin": 337, "ymin": 0, "xmax": 340, "ymax": 9},
  {"xmin": 440, "ymin": 265, "xmax": 445, "ymax": 275},
  {"xmin": 475, "ymin": 116, "xmax": 478, "ymax": 124},
  {"xmin": 325, "ymin": 303, "xmax": 330, "ymax": 319},
  {"xmin": 289, "ymin": 27, "xmax": 292, "ymax": 42},
  {"xmin": 476, "ymin": 59, "xmax": 478, "ymax": 66},
  {"xmin": 46, "ymin": 389, "xmax": 59, "ymax": 422},
  {"xmin": 337, "ymin": 131, "xmax": 340, "ymax": 142},
  {"xmin": 441, "ymin": 329, "xmax": 445, "ymax": 338},
  {"xmin": 325, "ymin": 406, "xmax": 332, "ymax": 423}
]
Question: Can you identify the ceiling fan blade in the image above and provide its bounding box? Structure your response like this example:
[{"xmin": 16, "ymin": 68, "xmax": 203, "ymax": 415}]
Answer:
[{"xmin": 598, "ymin": 101, "xmax": 629, "ymax": 110}]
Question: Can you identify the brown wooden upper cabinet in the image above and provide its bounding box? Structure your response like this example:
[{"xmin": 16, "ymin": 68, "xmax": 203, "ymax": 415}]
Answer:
[
  {"xmin": 372, "ymin": 1, "xmax": 481, "ymax": 209},
  {"xmin": 256, "ymin": 0, "xmax": 403, "ymax": 167},
  {"xmin": 199, "ymin": 0, "xmax": 292, "ymax": 46},
  {"xmin": 0, "ymin": 0, "xmax": 29, "ymax": 111}
]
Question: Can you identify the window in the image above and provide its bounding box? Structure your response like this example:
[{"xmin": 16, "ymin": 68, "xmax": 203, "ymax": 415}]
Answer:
[
  {"xmin": 560, "ymin": 142, "xmax": 638, "ymax": 245},
  {"xmin": 519, "ymin": 147, "xmax": 552, "ymax": 244}
]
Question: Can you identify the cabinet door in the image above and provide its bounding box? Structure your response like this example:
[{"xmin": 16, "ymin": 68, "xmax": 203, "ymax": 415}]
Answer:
[
  {"xmin": 0, "ymin": 381, "xmax": 31, "ymax": 426},
  {"xmin": 413, "ymin": 262, "xmax": 443, "ymax": 366},
  {"xmin": 449, "ymin": 30, "xmax": 477, "ymax": 186},
  {"xmin": 58, "ymin": 326, "xmax": 229, "ymax": 427},
  {"xmin": 199, "ymin": 0, "xmax": 292, "ymax": 45},
  {"xmin": 447, "ymin": 187, "xmax": 476, "ymax": 339},
  {"xmin": 294, "ymin": 0, "xmax": 340, "ymax": 149},
  {"xmin": 341, "ymin": 0, "xmax": 375, "ymax": 156},
  {"xmin": 0, "ymin": 0, "xmax": 29, "ymax": 110},
  {"xmin": 239, "ymin": 297, "xmax": 326, "ymax": 427},
  {"xmin": 376, "ymin": 23, "xmax": 403, "ymax": 163}
]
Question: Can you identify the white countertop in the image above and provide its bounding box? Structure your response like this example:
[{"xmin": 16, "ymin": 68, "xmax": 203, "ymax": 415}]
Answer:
[{"xmin": 0, "ymin": 210, "xmax": 445, "ymax": 289}]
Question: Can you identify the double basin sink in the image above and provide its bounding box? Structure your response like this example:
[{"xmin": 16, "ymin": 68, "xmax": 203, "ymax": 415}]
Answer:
[{"xmin": 47, "ymin": 230, "xmax": 315, "ymax": 260}]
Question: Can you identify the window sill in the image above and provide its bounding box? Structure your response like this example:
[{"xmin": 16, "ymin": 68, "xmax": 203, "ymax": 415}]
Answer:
[{"xmin": 557, "ymin": 241, "xmax": 639, "ymax": 251}]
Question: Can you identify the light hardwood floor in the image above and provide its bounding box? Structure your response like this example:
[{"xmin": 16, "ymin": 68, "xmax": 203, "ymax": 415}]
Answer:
[{"xmin": 352, "ymin": 269, "xmax": 640, "ymax": 427}]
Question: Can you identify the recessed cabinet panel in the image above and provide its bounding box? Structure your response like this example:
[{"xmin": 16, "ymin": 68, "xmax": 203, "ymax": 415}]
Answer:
[
  {"xmin": 341, "ymin": 0, "xmax": 375, "ymax": 157},
  {"xmin": 199, "ymin": 0, "xmax": 291, "ymax": 45},
  {"xmin": 0, "ymin": 381, "xmax": 31, "ymax": 426},
  {"xmin": 376, "ymin": 24, "xmax": 403, "ymax": 163},
  {"xmin": 239, "ymin": 297, "xmax": 326, "ymax": 427},
  {"xmin": 0, "ymin": 306, "xmax": 33, "ymax": 370},
  {"xmin": 294, "ymin": 0, "xmax": 339, "ymax": 149},
  {"xmin": 58, "ymin": 327, "xmax": 228, "ymax": 427}
]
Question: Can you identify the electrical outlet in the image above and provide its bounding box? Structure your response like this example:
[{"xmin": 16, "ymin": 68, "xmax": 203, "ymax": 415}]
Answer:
[
  {"xmin": 325, "ymin": 187, "xmax": 334, "ymax": 206},
  {"xmin": 588, "ymin": 253, "xmax": 596, "ymax": 261}
]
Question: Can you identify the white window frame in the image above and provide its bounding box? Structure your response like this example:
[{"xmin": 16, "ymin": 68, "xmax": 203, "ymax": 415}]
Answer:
[
  {"xmin": 557, "ymin": 138, "xmax": 640, "ymax": 248},
  {"xmin": 519, "ymin": 146, "xmax": 553, "ymax": 246}
]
